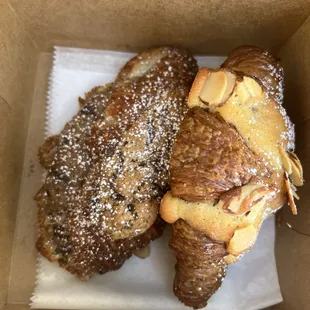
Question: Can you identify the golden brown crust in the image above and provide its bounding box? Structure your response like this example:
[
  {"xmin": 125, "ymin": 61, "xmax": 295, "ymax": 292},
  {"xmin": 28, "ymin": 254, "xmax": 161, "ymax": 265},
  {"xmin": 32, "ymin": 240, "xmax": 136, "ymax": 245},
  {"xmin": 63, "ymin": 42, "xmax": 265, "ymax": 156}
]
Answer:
[
  {"xmin": 221, "ymin": 45, "xmax": 284, "ymax": 104},
  {"xmin": 164, "ymin": 45, "xmax": 304, "ymax": 309},
  {"xmin": 188, "ymin": 68, "xmax": 210, "ymax": 109},
  {"xmin": 187, "ymin": 66, "xmax": 294, "ymax": 172},
  {"xmin": 171, "ymin": 220, "xmax": 227, "ymax": 309},
  {"xmin": 35, "ymin": 84, "xmax": 115, "ymax": 268},
  {"xmin": 36, "ymin": 216, "xmax": 165, "ymax": 280},
  {"xmin": 38, "ymin": 84, "xmax": 114, "ymax": 170},
  {"xmin": 188, "ymin": 68, "xmax": 237, "ymax": 109},
  {"xmin": 170, "ymin": 107, "xmax": 270, "ymax": 202},
  {"xmin": 38, "ymin": 135, "xmax": 60, "ymax": 168},
  {"xmin": 89, "ymin": 47, "xmax": 197, "ymax": 157}
]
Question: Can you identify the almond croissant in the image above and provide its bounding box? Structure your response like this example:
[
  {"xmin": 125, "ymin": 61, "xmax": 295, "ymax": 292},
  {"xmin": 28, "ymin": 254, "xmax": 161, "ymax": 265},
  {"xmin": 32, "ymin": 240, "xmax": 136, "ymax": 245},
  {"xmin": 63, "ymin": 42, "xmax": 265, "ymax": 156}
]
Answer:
[{"xmin": 160, "ymin": 46, "xmax": 304, "ymax": 308}]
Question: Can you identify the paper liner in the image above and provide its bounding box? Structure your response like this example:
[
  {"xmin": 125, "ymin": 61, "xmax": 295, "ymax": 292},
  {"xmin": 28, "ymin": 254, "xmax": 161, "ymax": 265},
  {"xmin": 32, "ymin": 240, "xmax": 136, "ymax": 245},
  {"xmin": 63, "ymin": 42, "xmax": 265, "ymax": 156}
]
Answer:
[{"xmin": 30, "ymin": 46, "xmax": 282, "ymax": 310}]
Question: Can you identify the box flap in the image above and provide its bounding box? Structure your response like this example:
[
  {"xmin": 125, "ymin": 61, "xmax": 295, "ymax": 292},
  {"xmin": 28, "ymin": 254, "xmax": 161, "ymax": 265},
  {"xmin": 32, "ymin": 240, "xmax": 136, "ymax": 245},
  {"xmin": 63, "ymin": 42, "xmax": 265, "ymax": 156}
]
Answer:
[{"xmin": 8, "ymin": 0, "xmax": 310, "ymax": 54}]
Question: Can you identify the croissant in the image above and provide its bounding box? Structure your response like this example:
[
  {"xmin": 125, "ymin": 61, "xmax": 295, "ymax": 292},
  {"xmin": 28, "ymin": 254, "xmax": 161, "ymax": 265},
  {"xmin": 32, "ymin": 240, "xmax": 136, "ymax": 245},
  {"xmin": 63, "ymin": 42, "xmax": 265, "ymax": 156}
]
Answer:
[
  {"xmin": 160, "ymin": 46, "xmax": 304, "ymax": 308},
  {"xmin": 35, "ymin": 47, "xmax": 197, "ymax": 279}
]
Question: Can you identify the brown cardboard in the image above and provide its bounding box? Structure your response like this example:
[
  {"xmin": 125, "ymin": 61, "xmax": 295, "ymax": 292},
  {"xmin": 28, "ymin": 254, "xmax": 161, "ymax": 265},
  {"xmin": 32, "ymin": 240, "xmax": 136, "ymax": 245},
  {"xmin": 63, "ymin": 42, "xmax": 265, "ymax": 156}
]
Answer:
[
  {"xmin": 6, "ymin": 54, "xmax": 52, "ymax": 306},
  {"xmin": 274, "ymin": 23, "xmax": 310, "ymax": 308},
  {"xmin": 0, "ymin": 2, "xmax": 38, "ymax": 308},
  {"xmin": 1, "ymin": 0, "xmax": 310, "ymax": 309},
  {"xmin": 5, "ymin": 0, "xmax": 310, "ymax": 54},
  {"xmin": 279, "ymin": 15, "xmax": 310, "ymax": 124}
]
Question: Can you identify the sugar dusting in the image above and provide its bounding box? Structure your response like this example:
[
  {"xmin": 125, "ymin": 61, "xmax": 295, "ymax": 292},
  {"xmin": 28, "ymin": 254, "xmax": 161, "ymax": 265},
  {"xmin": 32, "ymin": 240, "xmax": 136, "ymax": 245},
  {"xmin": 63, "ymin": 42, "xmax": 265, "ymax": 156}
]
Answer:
[
  {"xmin": 222, "ymin": 47, "xmax": 296, "ymax": 165},
  {"xmin": 35, "ymin": 47, "xmax": 197, "ymax": 279},
  {"xmin": 261, "ymin": 60, "xmax": 295, "ymax": 151},
  {"xmin": 260, "ymin": 59, "xmax": 296, "ymax": 153}
]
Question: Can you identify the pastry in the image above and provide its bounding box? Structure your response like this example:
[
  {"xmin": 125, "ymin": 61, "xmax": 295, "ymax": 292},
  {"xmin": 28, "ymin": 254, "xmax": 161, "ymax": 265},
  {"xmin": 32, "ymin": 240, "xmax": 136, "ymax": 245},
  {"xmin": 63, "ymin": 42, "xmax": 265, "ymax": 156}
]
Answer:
[
  {"xmin": 35, "ymin": 47, "xmax": 198, "ymax": 279},
  {"xmin": 160, "ymin": 46, "xmax": 303, "ymax": 308}
]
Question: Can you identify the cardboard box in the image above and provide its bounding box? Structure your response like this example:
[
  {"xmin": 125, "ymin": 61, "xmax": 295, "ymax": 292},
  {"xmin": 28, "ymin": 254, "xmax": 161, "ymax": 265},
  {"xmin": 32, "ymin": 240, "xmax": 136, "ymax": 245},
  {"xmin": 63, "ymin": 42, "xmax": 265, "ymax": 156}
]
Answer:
[{"xmin": 1, "ymin": 1, "xmax": 309, "ymax": 309}]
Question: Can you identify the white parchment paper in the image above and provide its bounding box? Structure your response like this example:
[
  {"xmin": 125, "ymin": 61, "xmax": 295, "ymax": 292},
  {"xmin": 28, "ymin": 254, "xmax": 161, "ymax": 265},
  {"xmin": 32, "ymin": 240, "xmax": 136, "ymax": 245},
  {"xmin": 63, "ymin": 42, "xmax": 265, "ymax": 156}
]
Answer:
[{"xmin": 30, "ymin": 46, "xmax": 283, "ymax": 310}]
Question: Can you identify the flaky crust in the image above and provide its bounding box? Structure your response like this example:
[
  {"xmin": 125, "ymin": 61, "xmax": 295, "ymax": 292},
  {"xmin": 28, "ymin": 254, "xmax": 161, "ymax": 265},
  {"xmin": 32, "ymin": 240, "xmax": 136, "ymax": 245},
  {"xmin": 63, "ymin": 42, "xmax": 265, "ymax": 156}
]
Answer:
[
  {"xmin": 170, "ymin": 107, "xmax": 269, "ymax": 202},
  {"xmin": 171, "ymin": 220, "xmax": 227, "ymax": 309},
  {"xmin": 36, "ymin": 47, "xmax": 198, "ymax": 279},
  {"xmin": 89, "ymin": 47, "xmax": 197, "ymax": 157},
  {"xmin": 38, "ymin": 84, "xmax": 113, "ymax": 170},
  {"xmin": 166, "ymin": 107, "xmax": 271, "ymax": 308},
  {"xmin": 36, "ymin": 215, "xmax": 165, "ymax": 280},
  {"xmin": 221, "ymin": 45, "xmax": 284, "ymax": 104},
  {"xmin": 162, "ymin": 45, "xmax": 303, "ymax": 309}
]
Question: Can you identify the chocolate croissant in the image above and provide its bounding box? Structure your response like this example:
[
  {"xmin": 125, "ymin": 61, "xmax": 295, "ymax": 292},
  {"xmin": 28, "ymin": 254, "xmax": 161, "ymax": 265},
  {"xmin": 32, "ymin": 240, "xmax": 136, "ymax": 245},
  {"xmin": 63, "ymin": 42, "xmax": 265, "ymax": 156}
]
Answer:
[
  {"xmin": 35, "ymin": 47, "xmax": 198, "ymax": 279},
  {"xmin": 160, "ymin": 46, "xmax": 304, "ymax": 308}
]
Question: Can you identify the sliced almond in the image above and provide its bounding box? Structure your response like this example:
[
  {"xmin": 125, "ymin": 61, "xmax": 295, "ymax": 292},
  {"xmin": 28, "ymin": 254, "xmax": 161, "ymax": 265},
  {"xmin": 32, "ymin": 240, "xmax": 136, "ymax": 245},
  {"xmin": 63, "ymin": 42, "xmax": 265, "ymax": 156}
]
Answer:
[
  {"xmin": 284, "ymin": 171, "xmax": 298, "ymax": 215},
  {"xmin": 227, "ymin": 225, "xmax": 257, "ymax": 256},
  {"xmin": 290, "ymin": 161, "xmax": 304, "ymax": 186},
  {"xmin": 189, "ymin": 69, "xmax": 236, "ymax": 108},
  {"xmin": 292, "ymin": 191, "xmax": 300, "ymax": 200},
  {"xmin": 239, "ymin": 186, "xmax": 275, "ymax": 215},
  {"xmin": 220, "ymin": 184, "xmax": 275, "ymax": 216},
  {"xmin": 222, "ymin": 71, "xmax": 237, "ymax": 105},
  {"xmin": 289, "ymin": 153, "xmax": 304, "ymax": 186},
  {"xmin": 200, "ymin": 71, "xmax": 228, "ymax": 105},
  {"xmin": 290, "ymin": 183, "xmax": 297, "ymax": 192},
  {"xmin": 219, "ymin": 187, "xmax": 242, "ymax": 214},
  {"xmin": 188, "ymin": 68, "xmax": 210, "ymax": 109},
  {"xmin": 236, "ymin": 81, "xmax": 251, "ymax": 104},
  {"xmin": 279, "ymin": 147, "xmax": 303, "ymax": 186},
  {"xmin": 289, "ymin": 152, "xmax": 303, "ymax": 173},
  {"xmin": 243, "ymin": 76, "xmax": 263, "ymax": 98},
  {"xmin": 278, "ymin": 144, "xmax": 292, "ymax": 175}
]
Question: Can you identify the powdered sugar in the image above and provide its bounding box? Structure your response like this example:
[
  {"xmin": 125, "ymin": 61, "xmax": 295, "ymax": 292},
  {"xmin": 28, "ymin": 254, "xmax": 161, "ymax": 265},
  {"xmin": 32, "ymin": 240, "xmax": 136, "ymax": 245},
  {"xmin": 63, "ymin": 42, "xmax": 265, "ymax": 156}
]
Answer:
[{"xmin": 35, "ymin": 47, "xmax": 197, "ymax": 279}]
